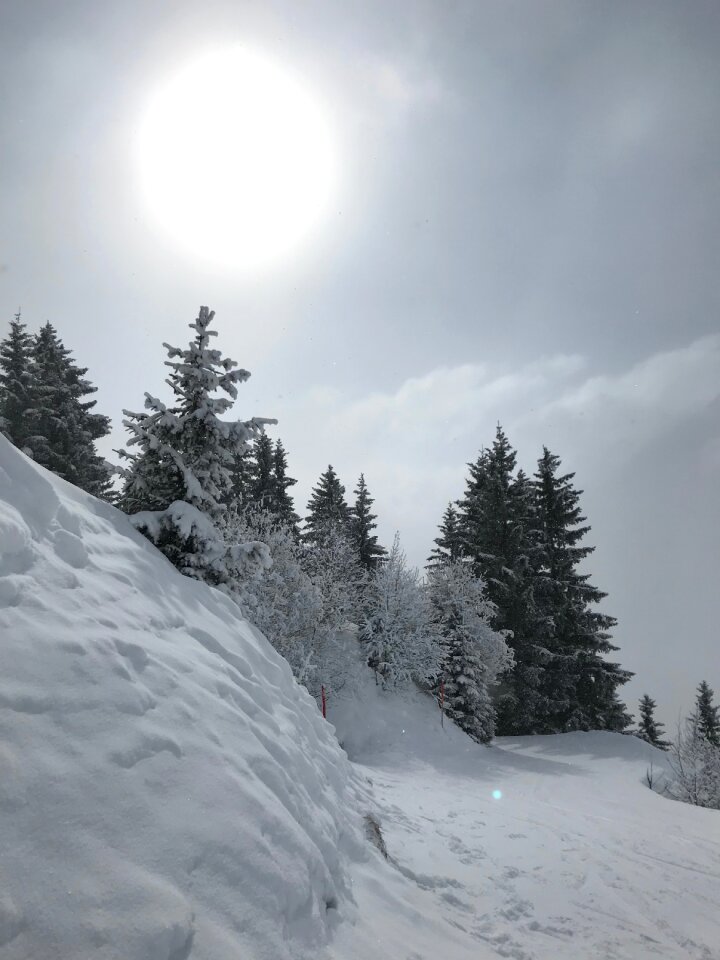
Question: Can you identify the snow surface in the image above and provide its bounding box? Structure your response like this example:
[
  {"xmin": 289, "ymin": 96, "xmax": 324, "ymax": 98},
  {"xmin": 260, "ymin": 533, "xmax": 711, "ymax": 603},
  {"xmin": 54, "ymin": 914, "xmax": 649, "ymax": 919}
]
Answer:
[
  {"xmin": 331, "ymin": 673, "xmax": 720, "ymax": 960},
  {"xmin": 0, "ymin": 435, "xmax": 364, "ymax": 960},
  {"xmin": 1, "ymin": 433, "xmax": 719, "ymax": 960}
]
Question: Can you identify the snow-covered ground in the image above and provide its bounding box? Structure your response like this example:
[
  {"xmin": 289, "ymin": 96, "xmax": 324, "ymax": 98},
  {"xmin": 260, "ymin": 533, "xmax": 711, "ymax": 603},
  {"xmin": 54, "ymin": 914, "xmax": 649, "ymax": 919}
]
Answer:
[
  {"xmin": 1, "ymin": 434, "xmax": 718, "ymax": 960},
  {"xmin": 331, "ymin": 675, "xmax": 720, "ymax": 960}
]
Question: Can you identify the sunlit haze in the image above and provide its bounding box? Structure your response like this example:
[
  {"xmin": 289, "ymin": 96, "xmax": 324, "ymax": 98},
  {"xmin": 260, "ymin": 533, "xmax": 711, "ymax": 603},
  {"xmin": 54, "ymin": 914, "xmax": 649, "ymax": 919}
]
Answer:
[{"xmin": 136, "ymin": 46, "xmax": 337, "ymax": 270}]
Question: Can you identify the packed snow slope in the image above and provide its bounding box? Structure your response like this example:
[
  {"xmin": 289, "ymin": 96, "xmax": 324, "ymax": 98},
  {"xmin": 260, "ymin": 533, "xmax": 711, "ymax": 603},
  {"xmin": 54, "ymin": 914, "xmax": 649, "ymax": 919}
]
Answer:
[
  {"xmin": 331, "ymin": 663, "xmax": 720, "ymax": 960},
  {"xmin": 0, "ymin": 435, "xmax": 369, "ymax": 960}
]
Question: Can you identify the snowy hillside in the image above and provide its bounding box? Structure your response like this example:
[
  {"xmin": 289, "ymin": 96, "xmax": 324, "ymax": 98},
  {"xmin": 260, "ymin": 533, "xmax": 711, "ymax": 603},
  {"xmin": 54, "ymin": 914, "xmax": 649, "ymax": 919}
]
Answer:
[{"xmin": 0, "ymin": 434, "xmax": 366, "ymax": 960}]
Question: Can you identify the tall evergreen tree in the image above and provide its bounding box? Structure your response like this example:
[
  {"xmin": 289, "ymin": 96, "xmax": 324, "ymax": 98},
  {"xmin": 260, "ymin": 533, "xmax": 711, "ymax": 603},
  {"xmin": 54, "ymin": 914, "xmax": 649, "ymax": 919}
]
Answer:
[
  {"xmin": 225, "ymin": 451, "xmax": 253, "ymax": 509},
  {"xmin": 117, "ymin": 306, "xmax": 273, "ymax": 586},
  {"xmin": 25, "ymin": 322, "xmax": 111, "ymax": 498},
  {"xmin": 271, "ymin": 440, "xmax": 300, "ymax": 532},
  {"xmin": 692, "ymin": 681, "xmax": 720, "ymax": 746},
  {"xmin": 427, "ymin": 502, "xmax": 463, "ymax": 567},
  {"xmin": 349, "ymin": 474, "xmax": 386, "ymax": 570},
  {"xmin": 250, "ymin": 432, "xmax": 275, "ymax": 509},
  {"xmin": 303, "ymin": 465, "xmax": 350, "ymax": 544},
  {"xmin": 533, "ymin": 447, "xmax": 632, "ymax": 733},
  {"xmin": 0, "ymin": 311, "xmax": 33, "ymax": 448},
  {"xmin": 458, "ymin": 427, "xmax": 544, "ymax": 734},
  {"xmin": 636, "ymin": 694, "xmax": 670, "ymax": 750}
]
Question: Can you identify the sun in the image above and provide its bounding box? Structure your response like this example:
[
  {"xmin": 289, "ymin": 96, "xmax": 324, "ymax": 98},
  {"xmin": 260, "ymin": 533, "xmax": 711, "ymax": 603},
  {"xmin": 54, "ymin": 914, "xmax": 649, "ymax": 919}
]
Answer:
[{"xmin": 136, "ymin": 47, "xmax": 337, "ymax": 270}]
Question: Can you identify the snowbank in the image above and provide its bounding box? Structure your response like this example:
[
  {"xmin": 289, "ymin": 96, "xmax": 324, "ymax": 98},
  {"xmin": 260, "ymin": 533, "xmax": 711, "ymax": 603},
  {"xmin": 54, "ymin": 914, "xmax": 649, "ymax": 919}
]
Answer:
[{"xmin": 0, "ymin": 436, "xmax": 364, "ymax": 960}]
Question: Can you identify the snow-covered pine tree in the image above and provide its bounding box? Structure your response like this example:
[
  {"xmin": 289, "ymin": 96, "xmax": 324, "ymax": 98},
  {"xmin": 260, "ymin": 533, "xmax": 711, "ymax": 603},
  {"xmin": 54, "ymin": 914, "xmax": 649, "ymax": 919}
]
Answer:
[
  {"xmin": 250, "ymin": 432, "xmax": 275, "ymax": 510},
  {"xmin": 692, "ymin": 681, "xmax": 720, "ymax": 746},
  {"xmin": 349, "ymin": 474, "xmax": 386, "ymax": 570},
  {"xmin": 428, "ymin": 561, "xmax": 513, "ymax": 743},
  {"xmin": 427, "ymin": 502, "xmax": 463, "ymax": 567},
  {"xmin": 361, "ymin": 534, "xmax": 441, "ymax": 688},
  {"xmin": 271, "ymin": 440, "xmax": 300, "ymax": 533},
  {"xmin": 636, "ymin": 694, "xmax": 670, "ymax": 750},
  {"xmin": 116, "ymin": 306, "xmax": 274, "ymax": 588},
  {"xmin": 0, "ymin": 311, "xmax": 33, "ymax": 448},
  {"xmin": 303, "ymin": 465, "xmax": 351, "ymax": 544},
  {"xmin": 25, "ymin": 322, "xmax": 112, "ymax": 498},
  {"xmin": 458, "ymin": 427, "xmax": 545, "ymax": 734},
  {"xmin": 533, "ymin": 447, "xmax": 632, "ymax": 733}
]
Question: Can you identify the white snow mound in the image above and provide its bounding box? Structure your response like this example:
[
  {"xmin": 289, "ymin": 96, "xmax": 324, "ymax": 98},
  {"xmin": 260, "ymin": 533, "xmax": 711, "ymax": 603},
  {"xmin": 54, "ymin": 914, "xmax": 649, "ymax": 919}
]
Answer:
[{"xmin": 0, "ymin": 436, "xmax": 364, "ymax": 960}]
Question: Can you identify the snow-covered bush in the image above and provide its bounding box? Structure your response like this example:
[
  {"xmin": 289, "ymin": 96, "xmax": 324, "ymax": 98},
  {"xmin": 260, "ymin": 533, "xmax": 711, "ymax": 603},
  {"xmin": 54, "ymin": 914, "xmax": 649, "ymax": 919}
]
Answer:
[
  {"xmin": 224, "ymin": 507, "xmax": 322, "ymax": 681},
  {"xmin": 428, "ymin": 561, "xmax": 513, "ymax": 743},
  {"xmin": 226, "ymin": 510, "xmax": 363, "ymax": 701},
  {"xmin": 300, "ymin": 527, "xmax": 367, "ymax": 698},
  {"xmin": 361, "ymin": 534, "xmax": 441, "ymax": 688},
  {"xmin": 666, "ymin": 718, "xmax": 720, "ymax": 810}
]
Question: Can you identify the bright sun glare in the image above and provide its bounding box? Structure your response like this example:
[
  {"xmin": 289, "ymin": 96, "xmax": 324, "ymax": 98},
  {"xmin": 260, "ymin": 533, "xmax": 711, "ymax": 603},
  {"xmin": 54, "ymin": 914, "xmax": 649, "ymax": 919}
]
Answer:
[{"xmin": 137, "ymin": 47, "xmax": 337, "ymax": 270}]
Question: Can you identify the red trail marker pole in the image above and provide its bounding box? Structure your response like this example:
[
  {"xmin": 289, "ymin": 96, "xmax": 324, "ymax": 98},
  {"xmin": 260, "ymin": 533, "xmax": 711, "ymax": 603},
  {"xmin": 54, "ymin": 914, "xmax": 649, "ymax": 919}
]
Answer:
[{"xmin": 321, "ymin": 685, "xmax": 327, "ymax": 719}]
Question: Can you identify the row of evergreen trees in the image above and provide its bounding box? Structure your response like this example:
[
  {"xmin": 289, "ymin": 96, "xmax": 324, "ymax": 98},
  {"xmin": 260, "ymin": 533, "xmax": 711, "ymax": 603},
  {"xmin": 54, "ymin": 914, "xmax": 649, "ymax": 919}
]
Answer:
[
  {"xmin": 635, "ymin": 682, "xmax": 720, "ymax": 751},
  {"xmin": 3, "ymin": 309, "xmax": 716, "ymax": 761},
  {"xmin": 0, "ymin": 313, "xmax": 111, "ymax": 496},
  {"xmin": 428, "ymin": 428, "xmax": 632, "ymax": 736}
]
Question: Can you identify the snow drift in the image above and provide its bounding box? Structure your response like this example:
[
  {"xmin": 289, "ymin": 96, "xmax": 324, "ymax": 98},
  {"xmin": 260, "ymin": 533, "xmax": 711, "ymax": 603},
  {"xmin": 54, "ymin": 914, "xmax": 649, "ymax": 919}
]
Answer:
[{"xmin": 0, "ymin": 435, "xmax": 364, "ymax": 960}]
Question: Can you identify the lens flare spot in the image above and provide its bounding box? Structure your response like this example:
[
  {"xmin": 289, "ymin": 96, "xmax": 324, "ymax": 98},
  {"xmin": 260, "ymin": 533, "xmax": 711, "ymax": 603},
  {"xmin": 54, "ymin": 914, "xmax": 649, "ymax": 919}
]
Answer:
[{"xmin": 492, "ymin": 789, "xmax": 503, "ymax": 800}]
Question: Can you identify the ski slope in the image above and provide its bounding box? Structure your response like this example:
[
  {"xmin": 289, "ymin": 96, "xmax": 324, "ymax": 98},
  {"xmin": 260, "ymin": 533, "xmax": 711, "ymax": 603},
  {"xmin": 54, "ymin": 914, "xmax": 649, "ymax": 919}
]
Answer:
[
  {"xmin": 331, "ymin": 679, "xmax": 720, "ymax": 960},
  {"xmin": 1, "ymin": 433, "xmax": 718, "ymax": 960}
]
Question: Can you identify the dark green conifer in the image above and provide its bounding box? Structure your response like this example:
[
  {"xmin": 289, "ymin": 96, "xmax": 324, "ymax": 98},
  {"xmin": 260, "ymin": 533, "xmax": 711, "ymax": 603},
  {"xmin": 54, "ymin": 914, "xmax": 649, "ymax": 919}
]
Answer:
[
  {"xmin": 271, "ymin": 440, "xmax": 300, "ymax": 532},
  {"xmin": 0, "ymin": 311, "xmax": 33, "ymax": 449},
  {"xmin": 250, "ymin": 433, "xmax": 275, "ymax": 509},
  {"xmin": 458, "ymin": 427, "xmax": 544, "ymax": 734},
  {"xmin": 636, "ymin": 694, "xmax": 670, "ymax": 749},
  {"xmin": 427, "ymin": 503, "xmax": 463, "ymax": 567},
  {"xmin": 26, "ymin": 322, "xmax": 111, "ymax": 498},
  {"xmin": 349, "ymin": 474, "xmax": 386, "ymax": 570},
  {"xmin": 533, "ymin": 447, "xmax": 632, "ymax": 732},
  {"xmin": 304, "ymin": 465, "xmax": 350, "ymax": 544},
  {"xmin": 693, "ymin": 681, "xmax": 720, "ymax": 746}
]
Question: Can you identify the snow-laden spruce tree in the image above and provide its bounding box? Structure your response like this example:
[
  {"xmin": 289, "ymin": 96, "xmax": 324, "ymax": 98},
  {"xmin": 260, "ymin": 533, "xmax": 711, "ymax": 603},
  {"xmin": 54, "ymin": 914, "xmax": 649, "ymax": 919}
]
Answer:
[
  {"xmin": 361, "ymin": 534, "xmax": 441, "ymax": 688},
  {"xmin": 349, "ymin": 474, "xmax": 386, "ymax": 570},
  {"xmin": 25, "ymin": 322, "xmax": 112, "ymax": 498},
  {"xmin": 635, "ymin": 694, "xmax": 670, "ymax": 750},
  {"xmin": 0, "ymin": 311, "xmax": 33, "ymax": 449},
  {"xmin": 117, "ymin": 306, "xmax": 274, "ymax": 589},
  {"xmin": 428, "ymin": 561, "xmax": 514, "ymax": 743}
]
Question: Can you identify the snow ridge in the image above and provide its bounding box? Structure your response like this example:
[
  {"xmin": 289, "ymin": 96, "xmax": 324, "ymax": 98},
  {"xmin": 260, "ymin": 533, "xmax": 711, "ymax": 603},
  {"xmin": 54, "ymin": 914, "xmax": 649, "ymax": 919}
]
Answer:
[{"xmin": 0, "ymin": 435, "xmax": 363, "ymax": 960}]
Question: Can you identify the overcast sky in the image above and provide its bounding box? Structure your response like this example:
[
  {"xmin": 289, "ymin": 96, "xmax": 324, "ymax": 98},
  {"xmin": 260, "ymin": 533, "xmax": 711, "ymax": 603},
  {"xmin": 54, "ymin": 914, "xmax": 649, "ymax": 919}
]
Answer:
[{"xmin": 1, "ymin": 0, "xmax": 718, "ymax": 727}]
